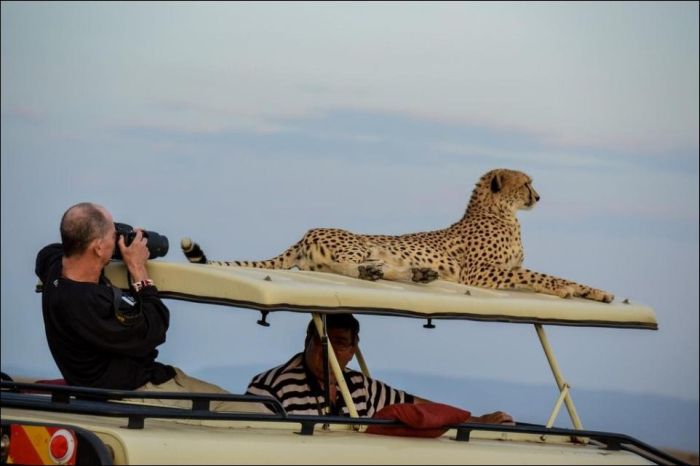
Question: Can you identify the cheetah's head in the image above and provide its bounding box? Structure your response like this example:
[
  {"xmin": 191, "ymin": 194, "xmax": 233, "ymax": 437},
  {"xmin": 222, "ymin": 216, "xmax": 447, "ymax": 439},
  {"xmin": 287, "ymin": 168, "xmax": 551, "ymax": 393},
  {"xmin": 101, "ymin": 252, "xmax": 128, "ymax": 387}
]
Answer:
[{"xmin": 474, "ymin": 169, "xmax": 540, "ymax": 212}]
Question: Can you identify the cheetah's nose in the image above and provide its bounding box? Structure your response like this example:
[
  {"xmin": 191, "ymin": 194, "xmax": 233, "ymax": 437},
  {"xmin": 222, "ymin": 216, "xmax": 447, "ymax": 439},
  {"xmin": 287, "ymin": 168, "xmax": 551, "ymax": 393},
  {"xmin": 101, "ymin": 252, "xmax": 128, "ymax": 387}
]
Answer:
[{"xmin": 535, "ymin": 194, "xmax": 540, "ymax": 202}]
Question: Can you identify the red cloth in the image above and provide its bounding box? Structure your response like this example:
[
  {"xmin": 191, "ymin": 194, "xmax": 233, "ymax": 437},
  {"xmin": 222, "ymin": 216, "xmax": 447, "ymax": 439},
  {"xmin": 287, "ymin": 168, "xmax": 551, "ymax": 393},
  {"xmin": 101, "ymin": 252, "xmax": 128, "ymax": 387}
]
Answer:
[
  {"xmin": 35, "ymin": 379, "xmax": 67, "ymax": 385},
  {"xmin": 365, "ymin": 402, "xmax": 471, "ymax": 438},
  {"xmin": 20, "ymin": 378, "xmax": 67, "ymax": 394}
]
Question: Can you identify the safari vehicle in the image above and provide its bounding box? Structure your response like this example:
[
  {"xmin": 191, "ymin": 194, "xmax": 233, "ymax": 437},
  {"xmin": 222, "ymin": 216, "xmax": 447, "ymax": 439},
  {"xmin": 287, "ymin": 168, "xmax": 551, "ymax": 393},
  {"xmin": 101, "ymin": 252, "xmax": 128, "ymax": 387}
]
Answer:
[{"xmin": 1, "ymin": 260, "xmax": 688, "ymax": 465}]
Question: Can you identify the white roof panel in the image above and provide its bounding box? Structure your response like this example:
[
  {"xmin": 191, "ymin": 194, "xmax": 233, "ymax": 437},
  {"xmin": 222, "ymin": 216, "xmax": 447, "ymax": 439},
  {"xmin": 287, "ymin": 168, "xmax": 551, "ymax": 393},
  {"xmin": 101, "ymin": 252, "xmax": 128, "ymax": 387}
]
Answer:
[{"xmin": 104, "ymin": 261, "xmax": 657, "ymax": 330}]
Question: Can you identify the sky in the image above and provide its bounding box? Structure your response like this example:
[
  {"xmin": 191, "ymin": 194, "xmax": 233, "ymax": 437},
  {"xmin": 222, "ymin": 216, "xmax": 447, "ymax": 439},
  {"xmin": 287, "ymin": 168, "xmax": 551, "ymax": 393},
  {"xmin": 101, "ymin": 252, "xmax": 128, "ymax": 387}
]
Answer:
[{"xmin": 1, "ymin": 0, "xmax": 698, "ymax": 448}]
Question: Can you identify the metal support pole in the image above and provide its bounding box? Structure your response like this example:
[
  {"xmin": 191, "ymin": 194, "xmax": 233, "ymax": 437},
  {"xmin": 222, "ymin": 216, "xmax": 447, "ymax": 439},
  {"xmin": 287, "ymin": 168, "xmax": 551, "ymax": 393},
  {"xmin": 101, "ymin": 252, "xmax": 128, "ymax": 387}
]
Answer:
[
  {"xmin": 534, "ymin": 324, "xmax": 583, "ymax": 430},
  {"xmin": 355, "ymin": 346, "xmax": 371, "ymax": 379},
  {"xmin": 312, "ymin": 313, "xmax": 359, "ymax": 418},
  {"xmin": 545, "ymin": 383, "xmax": 569, "ymax": 428},
  {"xmin": 321, "ymin": 314, "xmax": 331, "ymax": 416}
]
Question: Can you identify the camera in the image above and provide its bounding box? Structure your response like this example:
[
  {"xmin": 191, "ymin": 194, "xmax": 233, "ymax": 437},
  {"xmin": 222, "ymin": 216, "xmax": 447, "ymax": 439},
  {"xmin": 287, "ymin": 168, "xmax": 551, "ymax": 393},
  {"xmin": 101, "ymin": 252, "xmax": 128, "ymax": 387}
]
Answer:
[{"xmin": 112, "ymin": 222, "xmax": 169, "ymax": 260}]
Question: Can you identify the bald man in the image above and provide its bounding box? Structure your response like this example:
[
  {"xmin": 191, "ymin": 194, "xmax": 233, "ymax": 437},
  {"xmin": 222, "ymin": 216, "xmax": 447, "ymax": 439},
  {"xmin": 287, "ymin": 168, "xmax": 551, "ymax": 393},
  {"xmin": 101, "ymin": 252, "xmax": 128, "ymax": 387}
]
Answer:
[{"xmin": 36, "ymin": 202, "xmax": 264, "ymax": 412}]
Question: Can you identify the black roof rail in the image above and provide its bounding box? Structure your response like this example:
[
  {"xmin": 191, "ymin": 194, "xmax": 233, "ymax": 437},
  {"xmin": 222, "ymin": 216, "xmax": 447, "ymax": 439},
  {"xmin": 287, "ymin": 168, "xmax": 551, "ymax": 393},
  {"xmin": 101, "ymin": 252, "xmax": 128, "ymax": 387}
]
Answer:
[{"xmin": 1, "ymin": 381, "xmax": 285, "ymax": 413}]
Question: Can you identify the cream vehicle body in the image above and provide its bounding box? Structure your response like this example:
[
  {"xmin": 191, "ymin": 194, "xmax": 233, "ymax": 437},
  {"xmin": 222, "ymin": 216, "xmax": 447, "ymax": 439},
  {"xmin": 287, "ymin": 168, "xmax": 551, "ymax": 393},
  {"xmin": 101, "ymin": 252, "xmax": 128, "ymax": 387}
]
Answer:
[{"xmin": 1, "ymin": 260, "xmax": 686, "ymax": 465}]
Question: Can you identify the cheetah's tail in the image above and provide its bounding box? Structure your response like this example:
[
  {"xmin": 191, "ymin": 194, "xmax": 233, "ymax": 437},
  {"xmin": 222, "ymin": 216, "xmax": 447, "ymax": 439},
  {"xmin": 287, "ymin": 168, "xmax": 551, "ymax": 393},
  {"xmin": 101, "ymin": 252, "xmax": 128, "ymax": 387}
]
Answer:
[{"xmin": 180, "ymin": 237, "xmax": 299, "ymax": 269}]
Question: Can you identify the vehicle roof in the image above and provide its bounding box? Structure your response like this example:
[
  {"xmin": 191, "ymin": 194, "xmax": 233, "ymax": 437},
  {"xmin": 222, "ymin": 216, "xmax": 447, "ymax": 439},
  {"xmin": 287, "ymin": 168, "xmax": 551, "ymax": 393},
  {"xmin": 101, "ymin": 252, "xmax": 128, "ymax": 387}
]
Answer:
[{"xmin": 105, "ymin": 261, "xmax": 657, "ymax": 330}]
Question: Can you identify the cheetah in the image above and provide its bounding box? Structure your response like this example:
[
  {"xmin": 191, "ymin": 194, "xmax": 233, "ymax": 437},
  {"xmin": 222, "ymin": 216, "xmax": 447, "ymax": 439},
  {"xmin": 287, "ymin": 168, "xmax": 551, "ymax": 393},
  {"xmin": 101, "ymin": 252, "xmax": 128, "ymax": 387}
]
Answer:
[{"xmin": 181, "ymin": 168, "xmax": 614, "ymax": 303}]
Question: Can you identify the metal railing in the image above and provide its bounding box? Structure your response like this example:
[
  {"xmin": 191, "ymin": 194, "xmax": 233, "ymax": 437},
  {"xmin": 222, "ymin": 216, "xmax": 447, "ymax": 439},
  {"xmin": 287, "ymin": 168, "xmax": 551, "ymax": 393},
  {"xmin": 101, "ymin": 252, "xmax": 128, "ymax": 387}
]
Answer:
[{"xmin": 0, "ymin": 381, "xmax": 690, "ymax": 465}]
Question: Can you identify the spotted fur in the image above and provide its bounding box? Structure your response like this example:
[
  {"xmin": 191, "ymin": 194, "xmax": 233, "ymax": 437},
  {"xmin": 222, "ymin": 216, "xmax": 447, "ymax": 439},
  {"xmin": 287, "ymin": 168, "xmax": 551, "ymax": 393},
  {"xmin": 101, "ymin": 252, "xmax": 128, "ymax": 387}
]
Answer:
[{"xmin": 181, "ymin": 168, "xmax": 614, "ymax": 303}]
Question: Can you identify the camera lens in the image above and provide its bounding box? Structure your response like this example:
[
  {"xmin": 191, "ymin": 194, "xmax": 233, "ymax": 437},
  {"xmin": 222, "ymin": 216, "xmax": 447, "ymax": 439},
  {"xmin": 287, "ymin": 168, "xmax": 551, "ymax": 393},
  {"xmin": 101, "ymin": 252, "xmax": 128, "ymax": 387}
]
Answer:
[
  {"xmin": 144, "ymin": 231, "xmax": 169, "ymax": 259},
  {"xmin": 111, "ymin": 223, "xmax": 169, "ymax": 260}
]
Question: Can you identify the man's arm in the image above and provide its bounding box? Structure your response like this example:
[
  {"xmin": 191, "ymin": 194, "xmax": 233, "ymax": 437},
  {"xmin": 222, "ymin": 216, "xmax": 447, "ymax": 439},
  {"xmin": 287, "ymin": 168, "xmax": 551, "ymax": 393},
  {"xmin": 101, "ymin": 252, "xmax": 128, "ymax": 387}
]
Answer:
[
  {"xmin": 468, "ymin": 411, "xmax": 514, "ymax": 425},
  {"xmin": 366, "ymin": 375, "xmax": 514, "ymax": 424},
  {"xmin": 118, "ymin": 230, "xmax": 150, "ymax": 283},
  {"xmin": 35, "ymin": 243, "xmax": 63, "ymax": 283},
  {"xmin": 365, "ymin": 375, "xmax": 418, "ymax": 410},
  {"xmin": 65, "ymin": 286, "xmax": 171, "ymax": 357}
]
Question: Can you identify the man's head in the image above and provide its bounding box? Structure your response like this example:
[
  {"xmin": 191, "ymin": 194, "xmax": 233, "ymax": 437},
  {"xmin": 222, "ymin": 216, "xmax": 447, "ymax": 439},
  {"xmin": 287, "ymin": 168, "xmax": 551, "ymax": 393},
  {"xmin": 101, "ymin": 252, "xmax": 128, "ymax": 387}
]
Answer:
[
  {"xmin": 60, "ymin": 202, "xmax": 115, "ymax": 261},
  {"xmin": 304, "ymin": 314, "xmax": 360, "ymax": 384}
]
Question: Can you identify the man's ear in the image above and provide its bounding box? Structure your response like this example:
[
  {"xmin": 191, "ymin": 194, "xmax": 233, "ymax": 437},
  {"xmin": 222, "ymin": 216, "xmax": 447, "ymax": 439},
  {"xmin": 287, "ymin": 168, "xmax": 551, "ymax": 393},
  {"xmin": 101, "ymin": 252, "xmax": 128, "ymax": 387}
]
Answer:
[{"xmin": 92, "ymin": 237, "xmax": 106, "ymax": 257}]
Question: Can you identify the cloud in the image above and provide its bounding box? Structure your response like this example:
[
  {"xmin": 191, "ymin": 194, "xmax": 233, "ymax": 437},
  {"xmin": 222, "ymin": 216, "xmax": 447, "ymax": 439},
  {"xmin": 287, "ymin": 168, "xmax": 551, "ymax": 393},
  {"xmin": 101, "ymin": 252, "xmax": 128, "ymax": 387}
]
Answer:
[
  {"xmin": 434, "ymin": 142, "xmax": 620, "ymax": 171},
  {"xmin": 111, "ymin": 107, "xmax": 698, "ymax": 175},
  {"xmin": 3, "ymin": 105, "xmax": 46, "ymax": 123}
]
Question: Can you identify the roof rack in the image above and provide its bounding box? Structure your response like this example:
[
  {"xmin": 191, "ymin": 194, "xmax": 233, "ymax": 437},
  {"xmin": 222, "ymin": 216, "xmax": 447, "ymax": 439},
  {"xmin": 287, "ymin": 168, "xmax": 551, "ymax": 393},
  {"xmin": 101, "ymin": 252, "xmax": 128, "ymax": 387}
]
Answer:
[{"xmin": 0, "ymin": 381, "xmax": 689, "ymax": 466}]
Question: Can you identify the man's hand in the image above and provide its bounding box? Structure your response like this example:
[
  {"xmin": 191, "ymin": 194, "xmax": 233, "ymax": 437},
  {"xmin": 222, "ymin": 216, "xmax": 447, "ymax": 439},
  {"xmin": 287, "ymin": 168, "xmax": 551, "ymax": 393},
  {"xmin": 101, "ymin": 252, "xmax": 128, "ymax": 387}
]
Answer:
[
  {"xmin": 118, "ymin": 229, "xmax": 150, "ymax": 282},
  {"xmin": 469, "ymin": 411, "xmax": 514, "ymax": 425}
]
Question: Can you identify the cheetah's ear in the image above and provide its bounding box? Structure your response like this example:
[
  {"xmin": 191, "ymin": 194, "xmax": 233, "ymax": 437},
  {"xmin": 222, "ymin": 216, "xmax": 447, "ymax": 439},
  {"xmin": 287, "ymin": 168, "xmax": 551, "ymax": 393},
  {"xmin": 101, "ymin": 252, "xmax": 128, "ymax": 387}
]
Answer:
[{"xmin": 490, "ymin": 172, "xmax": 503, "ymax": 193}]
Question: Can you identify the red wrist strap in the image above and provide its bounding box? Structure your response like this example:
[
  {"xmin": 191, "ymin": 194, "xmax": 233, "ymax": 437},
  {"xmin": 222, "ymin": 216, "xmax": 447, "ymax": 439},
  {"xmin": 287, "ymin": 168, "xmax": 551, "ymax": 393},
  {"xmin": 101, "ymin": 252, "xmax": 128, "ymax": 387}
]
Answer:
[{"xmin": 132, "ymin": 279, "xmax": 154, "ymax": 292}]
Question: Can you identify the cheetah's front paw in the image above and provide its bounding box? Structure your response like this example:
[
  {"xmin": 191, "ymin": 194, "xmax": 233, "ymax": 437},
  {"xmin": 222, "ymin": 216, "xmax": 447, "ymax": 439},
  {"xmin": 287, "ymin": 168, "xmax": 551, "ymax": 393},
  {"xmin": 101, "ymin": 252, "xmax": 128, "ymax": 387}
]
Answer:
[
  {"xmin": 358, "ymin": 264, "xmax": 384, "ymax": 281},
  {"xmin": 411, "ymin": 267, "xmax": 439, "ymax": 283},
  {"xmin": 582, "ymin": 288, "xmax": 615, "ymax": 304}
]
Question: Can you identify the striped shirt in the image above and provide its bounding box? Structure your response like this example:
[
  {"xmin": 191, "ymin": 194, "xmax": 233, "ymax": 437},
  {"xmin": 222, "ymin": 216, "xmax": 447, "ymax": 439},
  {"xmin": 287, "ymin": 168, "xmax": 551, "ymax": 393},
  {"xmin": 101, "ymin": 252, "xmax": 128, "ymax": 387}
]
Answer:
[{"xmin": 246, "ymin": 353, "xmax": 414, "ymax": 416}]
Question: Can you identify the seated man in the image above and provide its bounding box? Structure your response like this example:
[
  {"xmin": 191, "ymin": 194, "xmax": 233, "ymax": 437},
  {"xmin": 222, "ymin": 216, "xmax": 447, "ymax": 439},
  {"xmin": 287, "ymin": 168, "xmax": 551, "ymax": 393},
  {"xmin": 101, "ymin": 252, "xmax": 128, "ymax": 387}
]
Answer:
[{"xmin": 246, "ymin": 313, "xmax": 513, "ymax": 424}]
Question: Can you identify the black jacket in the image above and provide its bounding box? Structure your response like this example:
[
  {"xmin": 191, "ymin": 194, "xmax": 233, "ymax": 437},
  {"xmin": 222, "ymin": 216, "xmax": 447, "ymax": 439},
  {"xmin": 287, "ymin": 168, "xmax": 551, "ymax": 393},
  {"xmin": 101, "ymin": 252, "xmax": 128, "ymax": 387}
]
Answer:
[{"xmin": 35, "ymin": 244, "xmax": 175, "ymax": 389}]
